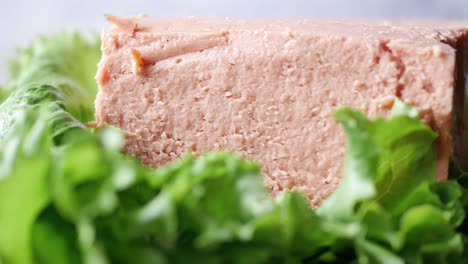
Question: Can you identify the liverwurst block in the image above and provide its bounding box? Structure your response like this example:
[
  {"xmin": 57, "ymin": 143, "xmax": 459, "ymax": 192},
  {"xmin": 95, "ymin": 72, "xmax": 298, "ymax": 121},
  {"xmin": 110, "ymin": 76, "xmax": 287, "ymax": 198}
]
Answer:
[{"xmin": 96, "ymin": 15, "xmax": 468, "ymax": 205}]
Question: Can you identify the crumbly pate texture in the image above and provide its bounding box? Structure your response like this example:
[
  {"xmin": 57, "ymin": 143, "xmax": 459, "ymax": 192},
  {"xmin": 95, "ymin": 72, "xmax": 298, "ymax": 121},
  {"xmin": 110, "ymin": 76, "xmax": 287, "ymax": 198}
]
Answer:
[{"xmin": 96, "ymin": 15, "xmax": 468, "ymax": 205}]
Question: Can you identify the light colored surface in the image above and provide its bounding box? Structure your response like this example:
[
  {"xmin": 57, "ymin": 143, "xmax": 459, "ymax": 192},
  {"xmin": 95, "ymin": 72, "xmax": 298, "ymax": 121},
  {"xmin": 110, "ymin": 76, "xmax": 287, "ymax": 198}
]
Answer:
[
  {"xmin": 1, "ymin": 0, "xmax": 468, "ymax": 83},
  {"xmin": 96, "ymin": 17, "xmax": 458, "ymax": 204}
]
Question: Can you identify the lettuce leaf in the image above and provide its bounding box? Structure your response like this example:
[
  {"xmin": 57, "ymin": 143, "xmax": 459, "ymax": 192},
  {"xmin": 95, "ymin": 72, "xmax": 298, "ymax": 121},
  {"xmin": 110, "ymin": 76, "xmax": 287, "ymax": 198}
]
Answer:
[
  {"xmin": 0, "ymin": 31, "xmax": 101, "ymax": 264},
  {"xmin": 0, "ymin": 31, "xmax": 100, "ymax": 139},
  {"xmin": 0, "ymin": 32, "xmax": 467, "ymax": 264},
  {"xmin": 319, "ymin": 100, "xmax": 466, "ymax": 263}
]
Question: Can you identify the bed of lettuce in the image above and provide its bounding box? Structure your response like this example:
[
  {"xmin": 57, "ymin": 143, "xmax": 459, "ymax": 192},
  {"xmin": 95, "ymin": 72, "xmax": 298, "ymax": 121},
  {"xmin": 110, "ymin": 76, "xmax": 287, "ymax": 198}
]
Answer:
[{"xmin": 0, "ymin": 32, "xmax": 467, "ymax": 264}]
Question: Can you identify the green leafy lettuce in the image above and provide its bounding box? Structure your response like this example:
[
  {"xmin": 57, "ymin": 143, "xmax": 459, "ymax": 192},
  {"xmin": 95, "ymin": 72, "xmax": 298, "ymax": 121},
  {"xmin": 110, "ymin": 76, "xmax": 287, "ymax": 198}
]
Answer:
[{"xmin": 0, "ymin": 31, "xmax": 467, "ymax": 264}]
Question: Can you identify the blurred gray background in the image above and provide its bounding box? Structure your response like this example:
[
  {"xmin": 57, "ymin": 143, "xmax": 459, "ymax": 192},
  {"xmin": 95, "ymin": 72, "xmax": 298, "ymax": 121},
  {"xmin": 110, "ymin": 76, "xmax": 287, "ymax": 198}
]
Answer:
[{"xmin": 1, "ymin": 0, "xmax": 468, "ymax": 83}]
